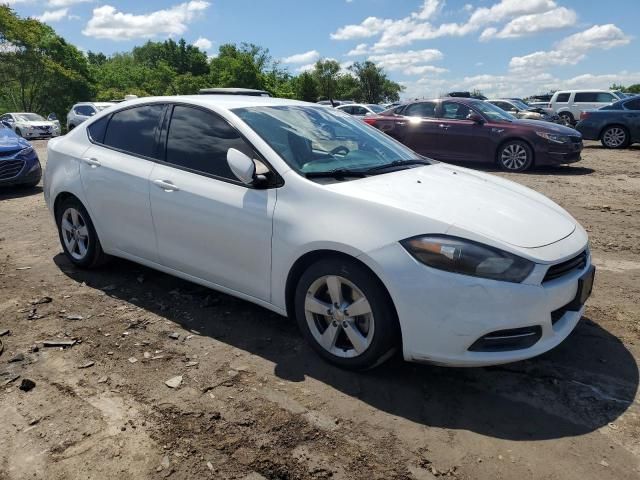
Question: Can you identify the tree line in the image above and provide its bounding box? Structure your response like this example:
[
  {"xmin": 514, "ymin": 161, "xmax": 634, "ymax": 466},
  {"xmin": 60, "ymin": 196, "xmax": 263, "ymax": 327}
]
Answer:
[{"xmin": 0, "ymin": 6, "xmax": 403, "ymax": 123}]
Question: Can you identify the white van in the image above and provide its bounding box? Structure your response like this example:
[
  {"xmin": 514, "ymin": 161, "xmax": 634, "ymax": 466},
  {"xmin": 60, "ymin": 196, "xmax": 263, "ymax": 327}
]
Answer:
[{"xmin": 548, "ymin": 90, "xmax": 626, "ymax": 125}]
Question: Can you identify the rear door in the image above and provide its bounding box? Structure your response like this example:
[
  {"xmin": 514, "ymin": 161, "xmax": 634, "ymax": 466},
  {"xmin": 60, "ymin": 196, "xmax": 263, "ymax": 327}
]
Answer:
[
  {"xmin": 435, "ymin": 101, "xmax": 493, "ymax": 162},
  {"xmin": 624, "ymin": 98, "xmax": 640, "ymax": 140},
  {"xmin": 395, "ymin": 101, "xmax": 440, "ymax": 157},
  {"xmin": 80, "ymin": 104, "xmax": 164, "ymax": 262},
  {"xmin": 148, "ymin": 104, "xmax": 275, "ymax": 301}
]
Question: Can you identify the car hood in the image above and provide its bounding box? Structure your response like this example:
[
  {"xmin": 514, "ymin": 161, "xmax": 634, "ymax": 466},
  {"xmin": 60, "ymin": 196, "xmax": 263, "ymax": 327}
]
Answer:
[
  {"xmin": 327, "ymin": 163, "xmax": 576, "ymax": 249},
  {"xmin": 18, "ymin": 121, "xmax": 55, "ymax": 127},
  {"xmin": 0, "ymin": 128, "xmax": 29, "ymax": 152},
  {"xmin": 510, "ymin": 119, "xmax": 578, "ymax": 134}
]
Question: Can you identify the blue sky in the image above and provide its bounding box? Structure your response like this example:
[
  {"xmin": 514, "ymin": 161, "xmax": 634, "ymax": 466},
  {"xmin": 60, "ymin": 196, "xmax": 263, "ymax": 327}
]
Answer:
[{"xmin": 5, "ymin": 0, "xmax": 639, "ymax": 98}]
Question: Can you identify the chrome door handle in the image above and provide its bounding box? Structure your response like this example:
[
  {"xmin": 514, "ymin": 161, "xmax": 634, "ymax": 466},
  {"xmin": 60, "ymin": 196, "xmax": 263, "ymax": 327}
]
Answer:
[
  {"xmin": 153, "ymin": 179, "xmax": 180, "ymax": 192},
  {"xmin": 438, "ymin": 124, "xmax": 450, "ymax": 129},
  {"xmin": 82, "ymin": 157, "xmax": 101, "ymax": 168}
]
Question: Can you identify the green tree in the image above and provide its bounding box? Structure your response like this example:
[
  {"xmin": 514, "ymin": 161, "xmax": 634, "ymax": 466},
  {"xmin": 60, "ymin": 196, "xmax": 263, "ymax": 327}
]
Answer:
[
  {"xmin": 336, "ymin": 74, "xmax": 360, "ymax": 101},
  {"xmin": 133, "ymin": 38, "xmax": 209, "ymax": 76},
  {"xmin": 627, "ymin": 84, "xmax": 640, "ymax": 94},
  {"xmin": 209, "ymin": 43, "xmax": 273, "ymax": 90},
  {"xmin": 348, "ymin": 61, "xmax": 403, "ymax": 103},
  {"xmin": 312, "ymin": 59, "xmax": 340, "ymax": 101},
  {"xmin": 293, "ymin": 71, "xmax": 318, "ymax": 102}
]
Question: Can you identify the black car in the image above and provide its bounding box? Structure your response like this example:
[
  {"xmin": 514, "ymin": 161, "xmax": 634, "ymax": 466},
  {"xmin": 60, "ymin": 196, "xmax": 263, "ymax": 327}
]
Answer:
[{"xmin": 576, "ymin": 96, "xmax": 640, "ymax": 148}]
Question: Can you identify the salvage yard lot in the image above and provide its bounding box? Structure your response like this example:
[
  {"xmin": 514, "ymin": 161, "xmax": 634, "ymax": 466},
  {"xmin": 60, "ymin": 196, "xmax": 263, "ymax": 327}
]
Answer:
[{"xmin": 1, "ymin": 140, "xmax": 639, "ymax": 480}]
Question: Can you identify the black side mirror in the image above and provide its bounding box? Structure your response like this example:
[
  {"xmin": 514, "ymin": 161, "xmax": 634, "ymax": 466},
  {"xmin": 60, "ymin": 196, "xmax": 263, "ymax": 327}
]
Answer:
[{"xmin": 467, "ymin": 112, "xmax": 484, "ymax": 124}]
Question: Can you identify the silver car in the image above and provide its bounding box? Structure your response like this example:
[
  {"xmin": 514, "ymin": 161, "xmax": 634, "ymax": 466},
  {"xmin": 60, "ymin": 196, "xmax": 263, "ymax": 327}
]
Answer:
[
  {"xmin": 67, "ymin": 102, "xmax": 116, "ymax": 130},
  {"xmin": 335, "ymin": 103, "xmax": 386, "ymax": 117},
  {"xmin": 0, "ymin": 112, "xmax": 61, "ymax": 139}
]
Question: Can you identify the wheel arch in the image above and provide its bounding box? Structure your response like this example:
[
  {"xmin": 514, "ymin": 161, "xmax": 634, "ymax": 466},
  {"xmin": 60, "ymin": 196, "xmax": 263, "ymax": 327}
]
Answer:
[
  {"xmin": 599, "ymin": 123, "xmax": 629, "ymax": 140},
  {"xmin": 53, "ymin": 191, "xmax": 83, "ymax": 219},
  {"xmin": 284, "ymin": 249, "xmax": 401, "ymax": 338}
]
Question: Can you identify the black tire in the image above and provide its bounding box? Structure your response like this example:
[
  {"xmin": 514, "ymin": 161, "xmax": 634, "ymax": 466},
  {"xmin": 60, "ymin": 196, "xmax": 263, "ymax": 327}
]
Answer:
[
  {"xmin": 600, "ymin": 125, "xmax": 630, "ymax": 149},
  {"xmin": 559, "ymin": 112, "xmax": 574, "ymax": 126},
  {"xmin": 294, "ymin": 257, "xmax": 399, "ymax": 370},
  {"xmin": 55, "ymin": 197, "xmax": 108, "ymax": 268},
  {"xmin": 497, "ymin": 140, "xmax": 533, "ymax": 172}
]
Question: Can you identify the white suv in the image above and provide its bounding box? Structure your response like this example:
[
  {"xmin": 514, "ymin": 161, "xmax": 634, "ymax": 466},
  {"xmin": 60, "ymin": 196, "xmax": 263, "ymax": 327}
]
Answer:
[
  {"xmin": 549, "ymin": 90, "xmax": 625, "ymax": 125},
  {"xmin": 66, "ymin": 102, "xmax": 115, "ymax": 130}
]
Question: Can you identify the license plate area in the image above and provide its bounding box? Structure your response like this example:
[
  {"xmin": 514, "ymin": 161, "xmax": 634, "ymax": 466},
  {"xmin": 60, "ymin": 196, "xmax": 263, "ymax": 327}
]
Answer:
[{"xmin": 566, "ymin": 265, "xmax": 595, "ymax": 311}]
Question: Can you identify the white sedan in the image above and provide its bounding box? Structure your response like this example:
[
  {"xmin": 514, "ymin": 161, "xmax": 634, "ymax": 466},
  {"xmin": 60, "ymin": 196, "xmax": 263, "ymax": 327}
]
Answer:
[
  {"xmin": 0, "ymin": 112, "xmax": 61, "ymax": 139},
  {"xmin": 43, "ymin": 96, "xmax": 594, "ymax": 369},
  {"xmin": 335, "ymin": 103, "xmax": 387, "ymax": 117}
]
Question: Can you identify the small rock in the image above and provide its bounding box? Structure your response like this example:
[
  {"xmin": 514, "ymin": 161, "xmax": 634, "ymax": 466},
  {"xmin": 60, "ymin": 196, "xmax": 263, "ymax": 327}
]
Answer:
[
  {"xmin": 66, "ymin": 314, "xmax": 84, "ymax": 321},
  {"xmin": 185, "ymin": 361, "xmax": 199, "ymax": 368},
  {"xmin": 161, "ymin": 455, "xmax": 170, "ymax": 469},
  {"xmin": 206, "ymin": 461, "xmax": 214, "ymax": 471},
  {"xmin": 143, "ymin": 352, "xmax": 151, "ymax": 359},
  {"xmin": 600, "ymin": 460, "xmax": 609, "ymax": 467},
  {"xmin": 78, "ymin": 361, "xmax": 95, "ymax": 369},
  {"xmin": 9, "ymin": 353, "xmax": 25, "ymax": 363},
  {"xmin": 168, "ymin": 332, "xmax": 180, "ymax": 340},
  {"xmin": 0, "ymin": 329, "xmax": 11, "ymax": 337},
  {"xmin": 43, "ymin": 340, "xmax": 76, "ymax": 348},
  {"xmin": 31, "ymin": 296, "xmax": 52, "ymax": 305},
  {"xmin": 165, "ymin": 375, "xmax": 183, "ymax": 388},
  {"xmin": 97, "ymin": 376, "xmax": 109, "ymax": 384},
  {"xmin": 19, "ymin": 379, "xmax": 36, "ymax": 392},
  {"xmin": 16, "ymin": 267, "xmax": 31, "ymax": 270},
  {"xmin": 231, "ymin": 365, "xmax": 250, "ymax": 372},
  {"xmin": 128, "ymin": 357, "xmax": 138, "ymax": 364}
]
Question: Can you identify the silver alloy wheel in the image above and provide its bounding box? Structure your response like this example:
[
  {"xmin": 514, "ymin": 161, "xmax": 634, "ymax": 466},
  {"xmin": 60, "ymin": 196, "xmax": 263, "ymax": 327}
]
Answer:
[
  {"xmin": 500, "ymin": 143, "xmax": 528, "ymax": 170},
  {"xmin": 559, "ymin": 114, "xmax": 572, "ymax": 126},
  {"xmin": 304, "ymin": 275, "xmax": 375, "ymax": 358},
  {"xmin": 602, "ymin": 127, "xmax": 627, "ymax": 148},
  {"xmin": 61, "ymin": 207, "xmax": 90, "ymax": 260}
]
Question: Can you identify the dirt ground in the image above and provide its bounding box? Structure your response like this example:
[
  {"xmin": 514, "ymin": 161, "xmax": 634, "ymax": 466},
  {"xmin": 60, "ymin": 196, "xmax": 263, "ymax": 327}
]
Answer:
[{"xmin": 1, "ymin": 140, "xmax": 639, "ymax": 480}]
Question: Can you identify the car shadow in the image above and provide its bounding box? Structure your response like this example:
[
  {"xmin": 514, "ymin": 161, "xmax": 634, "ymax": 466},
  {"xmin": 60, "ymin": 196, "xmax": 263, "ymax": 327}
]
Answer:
[
  {"xmin": 0, "ymin": 185, "xmax": 43, "ymax": 200},
  {"xmin": 583, "ymin": 144, "xmax": 640, "ymax": 151},
  {"xmin": 451, "ymin": 162, "xmax": 595, "ymax": 176},
  {"xmin": 54, "ymin": 254, "xmax": 638, "ymax": 442}
]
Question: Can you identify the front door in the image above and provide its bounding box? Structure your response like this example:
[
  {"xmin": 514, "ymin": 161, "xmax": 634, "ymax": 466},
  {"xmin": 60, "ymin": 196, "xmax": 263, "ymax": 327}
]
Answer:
[
  {"xmin": 435, "ymin": 101, "xmax": 493, "ymax": 163},
  {"xmin": 149, "ymin": 104, "xmax": 275, "ymax": 302}
]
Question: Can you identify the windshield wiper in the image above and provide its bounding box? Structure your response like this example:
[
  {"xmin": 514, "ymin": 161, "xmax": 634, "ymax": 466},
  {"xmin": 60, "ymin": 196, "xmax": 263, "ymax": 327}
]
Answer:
[
  {"xmin": 304, "ymin": 168, "xmax": 368, "ymax": 179},
  {"xmin": 364, "ymin": 159, "xmax": 430, "ymax": 174}
]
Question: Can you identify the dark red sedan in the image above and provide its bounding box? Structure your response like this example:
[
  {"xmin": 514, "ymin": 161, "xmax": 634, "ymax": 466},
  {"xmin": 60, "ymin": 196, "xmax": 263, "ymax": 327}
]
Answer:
[{"xmin": 363, "ymin": 98, "xmax": 583, "ymax": 172}]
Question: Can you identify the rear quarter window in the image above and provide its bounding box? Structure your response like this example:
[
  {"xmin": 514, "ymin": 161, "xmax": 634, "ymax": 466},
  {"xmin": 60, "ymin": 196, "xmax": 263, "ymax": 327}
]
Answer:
[
  {"xmin": 87, "ymin": 115, "xmax": 110, "ymax": 144},
  {"xmin": 555, "ymin": 93, "xmax": 570, "ymax": 103}
]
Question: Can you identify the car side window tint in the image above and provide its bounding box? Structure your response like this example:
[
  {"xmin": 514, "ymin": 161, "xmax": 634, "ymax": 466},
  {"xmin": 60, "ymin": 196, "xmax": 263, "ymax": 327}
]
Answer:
[
  {"xmin": 87, "ymin": 115, "xmax": 110, "ymax": 144},
  {"xmin": 596, "ymin": 92, "xmax": 616, "ymax": 102},
  {"xmin": 441, "ymin": 101, "xmax": 472, "ymax": 120},
  {"xmin": 165, "ymin": 105, "xmax": 255, "ymax": 181},
  {"xmin": 103, "ymin": 104, "xmax": 164, "ymax": 158},
  {"xmin": 575, "ymin": 92, "xmax": 599, "ymax": 102},
  {"xmin": 624, "ymin": 99, "xmax": 640, "ymax": 110},
  {"xmin": 555, "ymin": 93, "xmax": 570, "ymax": 103},
  {"xmin": 340, "ymin": 106, "xmax": 353, "ymax": 114},
  {"xmin": 404, "ymin": 102, "xmax": 436, "ymax": 118},
  {"xmin": 353, "ymin": 106, "xmax": 368, "ymax": 115}
]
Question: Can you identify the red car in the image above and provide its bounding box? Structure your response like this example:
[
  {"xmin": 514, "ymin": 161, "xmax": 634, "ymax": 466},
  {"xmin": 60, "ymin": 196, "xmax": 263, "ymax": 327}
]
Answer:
[{"xmin": 364, "ymin": 98, "xmax": 583, "ymax": 172}]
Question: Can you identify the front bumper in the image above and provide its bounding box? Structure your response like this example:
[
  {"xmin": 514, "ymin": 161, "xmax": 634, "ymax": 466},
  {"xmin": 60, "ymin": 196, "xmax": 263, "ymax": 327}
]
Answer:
[
  {"xmin": 536, "ymin": 139, "xmax": 583, "ymax": 166},
  {"xmin": 22, "ymin": 131, "xmax": 59, "ymax": 139},
  {"xmin": 364, "ymin": 238, "xmax": 591, "ymax": 367},
  {"xmin": 0, "ymin": 157, "xmax": 42, "ymax": 186}
]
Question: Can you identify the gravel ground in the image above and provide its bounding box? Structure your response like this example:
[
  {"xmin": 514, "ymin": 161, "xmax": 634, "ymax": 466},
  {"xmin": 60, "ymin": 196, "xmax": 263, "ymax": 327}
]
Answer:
[{"xmin": 0, "ymin": 140, "xmax": 639, "ymax": 479}]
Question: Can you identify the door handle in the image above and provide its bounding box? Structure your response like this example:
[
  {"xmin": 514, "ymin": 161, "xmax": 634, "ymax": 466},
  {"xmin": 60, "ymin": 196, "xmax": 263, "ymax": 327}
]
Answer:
[
  {"xmin": 153, "ymin": 179, "xmax": 180, "ymax": 192},
  {"xmin": 438, "ymin": 124, "xmax": 450, "ymax": 129},
  {"xmin": 82, "ymin": 157, "xmax": 101, "ymax": 168}
]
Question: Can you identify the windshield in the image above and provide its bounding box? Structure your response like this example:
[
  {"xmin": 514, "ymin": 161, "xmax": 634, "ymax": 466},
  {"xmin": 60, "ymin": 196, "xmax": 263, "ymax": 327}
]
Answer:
[
  {"xmin": 510, "ymin": 99, "xmax": 530, "ymax": 110},
  {"xmin": 15, "ymin": 113, "xmax": 45, "ymax": 122},
  {"xmin": 367, "ymin": 105, "xmax": 385, "ymax": 113},
  {"xmin": 472, "ymin": 102, "xmax": 516, "ymax": 121},
  {"xmin": 233, "ymin": 105, "xmax": 423, "ymax": 176}
]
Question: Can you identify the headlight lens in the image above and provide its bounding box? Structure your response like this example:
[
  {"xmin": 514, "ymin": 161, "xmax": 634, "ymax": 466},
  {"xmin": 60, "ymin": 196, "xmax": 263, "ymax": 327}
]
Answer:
[
  {"xmin": 536, "ymin": 131, "xmax": 570, "ymax": 143},
  {"xmin": 18, "ymin": 146, "xmax": 34, "ymax": 157},
  {"xmin": 401, "ymin": 235, "xmax": 534, "ymax": 283}
]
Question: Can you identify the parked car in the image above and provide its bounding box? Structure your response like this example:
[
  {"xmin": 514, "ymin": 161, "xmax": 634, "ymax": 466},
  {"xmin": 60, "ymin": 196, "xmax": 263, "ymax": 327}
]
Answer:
[
  {"xmin": 486, "ymin": 98, "xmax": 561, "ymax": 124},
  {"xmin": 67, "ymin": 102, "xmax": 116, "ymax": 130},
  {"xmin": 364, "ymin": 98, "xmax": 582, "ymax": 172},
  {"xmin": 44, "ymin": 95, "xmax": 594, "ymax": 369},
  {"xmin": 0, "ymin": 112, "xmax": 61, "ymax": 139},
  {"xmin": 575, "ymin": 95, "xmax": 640, "ymax": 148},
  {"xmin": 0, "ymin": 123, "xmax": 42, "ymax": 187},
  {"xmin": 199, "ymin": 88, "xmax": 271, "ymax": 97},
  {"xmin": 335, "ymin": 103, "xmax": 386, "ymax": 117},
  {"xmin": 446, "ymin": 91, "xmax": 487, "ymax": 100},
  {"xmin": 548, "ymin": 90, "xmax": 626, "ymax": 126},
  {"xmin": 316, "ymin": 100, "xmax": 355, "ymax": 107}
]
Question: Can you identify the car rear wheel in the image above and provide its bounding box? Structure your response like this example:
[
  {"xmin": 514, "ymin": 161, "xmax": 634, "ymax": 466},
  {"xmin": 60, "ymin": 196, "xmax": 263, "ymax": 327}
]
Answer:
[
  {"xmin": 294, "ymin": 258, "xmax": 398, "ymax": 370},
  {"xmin": 559, "ymin": 112, "xmax": 574, "ymax": 126},
  {"xmin": 601, "ymin": 126, "xmax": 629, "ymax": 149},
  {"xmin": 497, "ymin": 140, "xmax": 533, "ymax": 172},
  {"xmin": 56, "ymin": 197, "xmax": 108, "ymax": 268}
]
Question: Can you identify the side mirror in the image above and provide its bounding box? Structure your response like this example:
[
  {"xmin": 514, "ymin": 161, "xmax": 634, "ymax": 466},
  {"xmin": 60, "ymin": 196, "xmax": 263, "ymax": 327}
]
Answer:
[
  {"xmin": 467, "ymin": 112, "xmax": 484, "ymax": 124},
  {"xmin": 227, "ymin": 148, "xmax": 256, "ymax": 185},
  {"xmin": 47, "ymin": 113, "xmax": 57, "ymax": 121}
]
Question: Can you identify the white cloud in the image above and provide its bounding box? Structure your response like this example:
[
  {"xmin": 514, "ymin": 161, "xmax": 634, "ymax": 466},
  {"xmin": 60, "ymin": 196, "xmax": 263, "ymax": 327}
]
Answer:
[
  {"xmin": 330, "ymin": 16, "xmax": 394, "ymax": 40},
  {"xmin": 346, "ymin": 43, "xmax": 371, "ymax": 56},
  {"xmin": 411, "ymin": 0, "xmax": 442, "ymax": 20},
  {"xmin": 192, "ymin": 37, "xmax": 212, "ymax": 50},
  {"xmin": 480, "ymin": 7, "xmax": 576, "ymax": 40},
  {"xmin": 47, "ymin": 0, "xmax": 91, "ymax": 6},
  {"xmin": 82, "ymin": 1, "xmax": 210, "ymax": 40},
  {"xmin": 510, "ymin": 24, "xmax": 631, "ymax": 71},
  {"xmin": 37, "ymin": 8, "xmax": 69, "ymax": 23},
  {"xmin": 368, "ymin": 49, "xmax": 444, "ymax": 75},
  {"xmin": 282, "ymin": 50, "xmax": 320, "ymax": 64}
]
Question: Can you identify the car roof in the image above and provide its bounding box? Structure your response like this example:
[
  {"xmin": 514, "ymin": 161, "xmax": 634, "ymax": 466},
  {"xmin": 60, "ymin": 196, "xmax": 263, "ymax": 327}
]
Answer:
[
  {"xmin": 554, "ymin": 89, "xmax": 615, "ymax": 94},
  {"xmin": 109, "ymin": 95, "xmax": 313, "ymax": 110}
]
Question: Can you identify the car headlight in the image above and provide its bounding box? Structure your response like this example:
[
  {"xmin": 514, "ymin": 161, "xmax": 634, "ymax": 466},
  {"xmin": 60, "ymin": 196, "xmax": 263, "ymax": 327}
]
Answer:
[
  {"xmin": 401, "ymin": 235, "xmax": 534, "ymax": 283},
  {"xmin": 17, "ymin": 146, "xmax": 34, "ymax": 157},
  {"xmin": 536, "ymin": 131, "xmax": 570, "ymax": 144}
]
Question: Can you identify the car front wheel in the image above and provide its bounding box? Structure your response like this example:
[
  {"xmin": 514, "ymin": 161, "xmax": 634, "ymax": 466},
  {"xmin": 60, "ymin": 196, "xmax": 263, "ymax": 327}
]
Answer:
[
  {"xmin": 601, "ymin": 126, "xmax": 629, "ymax": 149},
  {"xmin": 497, "ymin": 140, "xmax": 533, "ymax": 172},
  {"xmin": 294, "ymin": 258, "xmax": 399, "ymax": 370},
  {"xmin": 56, "ymin": 197, "xmax": 108, "ymax": 268},
  {"xmin": 559, "ymin": 112, "xmax": 574, "ymax": 126}
]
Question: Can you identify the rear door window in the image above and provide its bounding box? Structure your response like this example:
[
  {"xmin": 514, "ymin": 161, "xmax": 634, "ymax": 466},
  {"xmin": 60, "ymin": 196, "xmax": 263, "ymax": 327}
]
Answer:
[
  {"xmin": 624, "ymin": 99, "xmax": 640, "ymax": 110},
  {"xmin": 555, "ymin": 93, "xmax": 570, "ymax": 103},
  {"xmin": 103, "ymin": 104, "xmax": 165, "ymax": 159},
  {"xmin": 164, "ymin": 105, "xmax": 257, "ymax": 181},
  {"xmin": 575, "ymin": 92, "xmax": 598, "ymax": 102},
  {"xmin": 403, "ymin": 102, "xmax": 437, "ymax": 118},
  {"xmin": 440, "ymin": 101, "xmax": 472, "ymax": 120},
  {"xmin": 596, "ymin": 92, "xmax": 616, "ymax": 103},
  {"xmin": 87, "ymin": 116, "xmax": 110, "ymax": 144}
]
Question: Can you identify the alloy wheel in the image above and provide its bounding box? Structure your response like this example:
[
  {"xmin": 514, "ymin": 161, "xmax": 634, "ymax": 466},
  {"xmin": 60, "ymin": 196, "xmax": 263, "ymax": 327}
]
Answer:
[
  {"xmin": 304, "ymin": 275, "xmax": 375, "ymax": 358},
  {"xmin": 602, "ymin": 127, "xmax": 627, "ymax": 148},
  {"xmin": 61, "ymin": 207, "xmax": 90, "ymax": 260},
  {"xmin": 500, "ymin": 143, "xmax": 529, "ymax": 170}
]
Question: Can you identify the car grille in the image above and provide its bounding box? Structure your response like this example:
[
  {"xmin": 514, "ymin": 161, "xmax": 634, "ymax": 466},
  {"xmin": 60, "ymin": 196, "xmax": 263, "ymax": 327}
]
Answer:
[
  {"xmin": 35, "ymin": 126, "xmax": 51, "ymax": 131},
  {"xmin": 0, "ymin": 160, "xmax": 25, "ymax": 180},
  {"xmin": 543, "ymin": 250, "xmax": 587, "ymax": 282},
  {"xmin": 0, "ymin": 149, "xmax": 21, "ymax": 158}
]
